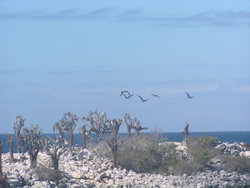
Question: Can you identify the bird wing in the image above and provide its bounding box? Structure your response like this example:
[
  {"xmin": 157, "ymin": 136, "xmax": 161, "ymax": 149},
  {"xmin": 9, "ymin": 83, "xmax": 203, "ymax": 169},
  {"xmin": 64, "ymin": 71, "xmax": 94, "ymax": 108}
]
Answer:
[
  {"xmin": 184, "ymin": 92, "xmax": 190, "ymax": 98},
  {"xmin": 137, "ymin": 95, "xmax": 143, "ymax": 101},
  {"xmin": 152, "ymin": 93, "xmax": 160, "ymax": 98}
]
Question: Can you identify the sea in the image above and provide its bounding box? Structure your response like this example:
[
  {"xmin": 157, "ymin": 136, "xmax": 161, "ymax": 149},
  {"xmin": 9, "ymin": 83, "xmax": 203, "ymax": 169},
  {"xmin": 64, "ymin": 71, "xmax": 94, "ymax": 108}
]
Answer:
[{"xmin": 1, "ymin": 131, "xmax": 250, "ymax": 153}]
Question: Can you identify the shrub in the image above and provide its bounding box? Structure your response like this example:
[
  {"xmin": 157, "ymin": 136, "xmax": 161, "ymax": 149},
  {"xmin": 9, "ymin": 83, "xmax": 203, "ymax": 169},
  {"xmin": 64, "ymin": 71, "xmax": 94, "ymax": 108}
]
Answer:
[
  {"xmin": 34, "ymin": 166, "xmax": 62, "ymax": 184},
  {"xmin": 221, "ymin": 155, "xmax": 250, "ymax": 173},
  {"xmin": 171, "ymin": 135, "xmax": 219, "ymax": 175},
  {"xmin": 94, "ymin": 134, "xmax": 222, "ymax": 176},
  {"xmin": 186, "ymin": 135, "xmax": 219, "ymax": 165},
  {"xmin": 117, "ymin": 134, "xmax": 177, "ymax": 174}
]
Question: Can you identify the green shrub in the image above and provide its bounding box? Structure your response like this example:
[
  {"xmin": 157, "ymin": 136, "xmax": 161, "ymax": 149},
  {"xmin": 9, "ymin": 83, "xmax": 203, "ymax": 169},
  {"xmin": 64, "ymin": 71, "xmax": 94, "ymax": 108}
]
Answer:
[
  {"xmin": 94, "ymin": 134, "xmax": 222, "ymax": 176},
  {"xmin": 170, "ymin": 135, "xmax": 219, "ymax": 175},
  {"xmin": 221, "ymin": 155, "xmax": 250, "ymax": 173},
  {"xmin": 117, "ymin": 135, "xmax": 160, "ymax": 173},
  {"xmin": 117, "ymin": 135, "xmax": 178, "ymax": 174},
  {"xmin": 186, "ymin": 135, "xmax": 219, "ymax": 165},
  {"xmin": 34, "ymin": 166, "xmax": 62, "ymax": 184}
]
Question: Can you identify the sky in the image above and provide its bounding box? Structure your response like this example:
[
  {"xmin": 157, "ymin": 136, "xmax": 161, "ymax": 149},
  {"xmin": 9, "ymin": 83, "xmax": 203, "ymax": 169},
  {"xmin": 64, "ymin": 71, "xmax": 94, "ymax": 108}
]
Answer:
[{"xmin": 0, "ymin": 0, "xmax": 250, "ymax": 133}]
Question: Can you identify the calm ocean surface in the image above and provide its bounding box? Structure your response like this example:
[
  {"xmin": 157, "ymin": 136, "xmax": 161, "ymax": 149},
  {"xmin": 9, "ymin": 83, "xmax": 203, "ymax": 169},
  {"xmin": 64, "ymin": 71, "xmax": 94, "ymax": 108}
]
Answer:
[{"xmin": 1, "ymin": 131, "xmax": 249, "ymax": 153}]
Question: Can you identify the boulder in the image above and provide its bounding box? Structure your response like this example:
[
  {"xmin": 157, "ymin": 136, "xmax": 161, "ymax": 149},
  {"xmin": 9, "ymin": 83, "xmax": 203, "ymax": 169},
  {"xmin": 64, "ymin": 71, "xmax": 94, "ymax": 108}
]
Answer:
[{"xmin": 240, "ymin": 151, "xmax": 250, "ymax": 158}]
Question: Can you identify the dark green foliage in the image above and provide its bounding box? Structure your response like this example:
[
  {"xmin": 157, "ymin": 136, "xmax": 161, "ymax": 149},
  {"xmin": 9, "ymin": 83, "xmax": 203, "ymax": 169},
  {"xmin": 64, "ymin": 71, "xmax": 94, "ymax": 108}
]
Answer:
[
  {"xmin": 221, "ymin": 155, "xmax": 250, "ymax": 173},
  {"xmin": 34, "ymin": 166, "xmax": 62, "ymax": 184}
]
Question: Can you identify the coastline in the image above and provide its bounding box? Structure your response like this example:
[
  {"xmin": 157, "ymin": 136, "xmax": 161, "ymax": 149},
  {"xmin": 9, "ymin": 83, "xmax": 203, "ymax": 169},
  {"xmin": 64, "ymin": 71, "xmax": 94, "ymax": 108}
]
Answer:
[
  {"xmin": 1, "ymin": 131, "xmax": 250, "ymax": 153},
  {"xmin": 1, "ymin": 141, "xmax": 250, "ymax": 188}
]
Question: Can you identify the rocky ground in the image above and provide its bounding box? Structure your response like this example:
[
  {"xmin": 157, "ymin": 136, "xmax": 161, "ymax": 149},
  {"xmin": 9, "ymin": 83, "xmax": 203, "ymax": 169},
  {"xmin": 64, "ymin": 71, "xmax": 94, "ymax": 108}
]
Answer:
[{"xmin": 2, "ymin": 142, "xmax": 250, "ymax": 188}]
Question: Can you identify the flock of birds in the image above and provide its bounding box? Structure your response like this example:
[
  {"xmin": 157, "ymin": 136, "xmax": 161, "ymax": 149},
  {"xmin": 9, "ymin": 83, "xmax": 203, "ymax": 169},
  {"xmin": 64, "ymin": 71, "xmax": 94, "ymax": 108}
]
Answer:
[{"xmin": 120, "ymin": 90, "xmax": 194, "ymax": 102}]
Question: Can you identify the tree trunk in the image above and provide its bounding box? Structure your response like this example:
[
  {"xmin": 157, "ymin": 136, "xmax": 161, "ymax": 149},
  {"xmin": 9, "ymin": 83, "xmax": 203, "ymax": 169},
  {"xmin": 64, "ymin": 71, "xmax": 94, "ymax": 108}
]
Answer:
[
  {"xmin": 29, "ymin": 152, "xmax": 38, "ymax": 169},
  {"xmin": 68, "ymin": 131, "xmax": 73, "ymax": 147},
  {"xmin": 16, "ymin": 134, "xmax": 21, "ymax": 153},
  {"xmin": 135, "ymin": 129, "xmax": 139, "ymax": 136},
  {"xmin": 97, "ymin": 132, "xmax": 101, "ymax": 143},
  {"xmin": 9, "ymin": 147, "xmax": 14, "ymax": 163},
  {"xmin": 112, "ymin": 146, "xmax": 118, "ymax": 168},
  {"xmin": 81, "ymin": 126, "xmax": 87, "ymax": 149},
  {"xmin": 0, "ymin": 142, "xmax": 3, "ymax": 176},
  {"xmin": 6, "ymin": 134, "xmax": 15, "ymax": 162},
  {"xmin": 127, "ymin": 127, "xmax": 131, "ymax": 137},
  {"xmin": 9, "ymin": 137, "xmax": 15, "ymax": 162},
  {"xmin": 51, "ymin": 155, "xmax": 59, "ymax": 170}
]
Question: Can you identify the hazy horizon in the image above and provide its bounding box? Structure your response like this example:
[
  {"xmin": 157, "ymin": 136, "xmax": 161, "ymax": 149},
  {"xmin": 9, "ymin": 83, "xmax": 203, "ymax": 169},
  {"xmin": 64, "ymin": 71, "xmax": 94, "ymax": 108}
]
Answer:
[{"xmin": 1, "ymin": 0, "xmax": 250, "ymax": 133}]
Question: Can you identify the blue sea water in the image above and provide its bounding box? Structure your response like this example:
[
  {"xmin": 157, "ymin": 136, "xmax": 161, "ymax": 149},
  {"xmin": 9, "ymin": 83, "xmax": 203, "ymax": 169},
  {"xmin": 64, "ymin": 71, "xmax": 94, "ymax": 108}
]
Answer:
[{"xmin": 1, "ymin": 132, "xmax": 250, "ymax": 153}]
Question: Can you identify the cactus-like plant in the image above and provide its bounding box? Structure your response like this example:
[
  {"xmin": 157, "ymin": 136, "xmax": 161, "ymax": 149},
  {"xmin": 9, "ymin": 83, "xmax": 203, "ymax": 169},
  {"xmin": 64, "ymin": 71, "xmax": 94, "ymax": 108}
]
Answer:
[
  {"xmin": 106, "ymin": 118, "xmax": 122, "ymax": 168},
  {"xmin": 5, "ymin": 133, "xmax": 15, "ymax": 162},
  {"xmin": 124, "ymin": 113, "xmax": 133, "ymax": 136},
  {"xmin": 79, "ymin": 125, "xmax": 90, "ymax": 149},
  {"xmin": 82, "ymin": 110, "xmax": 108, "ymax": 143},
  {"xmin": 124, "ymin": 113, "xmax": 148, "ymax": 136},
  {"xmin": 21, "ymin": 125, "xmax": 43, "ymax": 168},
  {"xmin": 44, "ymin": 136, "xmax": 67, "ymax": 170},
  {"xmin": 53, "ymin": 112, "xmax": 79, "ymax": 147},
  {"xmin": 13, "ymin": 115, "xmax": 25, "ymax": 153}
]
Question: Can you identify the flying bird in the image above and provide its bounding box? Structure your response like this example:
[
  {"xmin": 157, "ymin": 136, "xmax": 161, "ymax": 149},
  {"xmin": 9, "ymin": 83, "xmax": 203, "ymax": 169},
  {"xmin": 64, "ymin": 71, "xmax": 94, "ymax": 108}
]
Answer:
[
  {"xmin": 120, "ymin": 90, "xmax": 134, "ymax": 99},
  {"xmin": 152, "ymin": 93, "xmax": 160, "ymax": 98},
  {"xmin": 123, "ymin": 93, "xmax": 134, "ymax": 99},
  {"xmin": 120, "ymin": 90, "xmax": 132, "ymax": 97},
  {"xmin": 184, "ymin": 92, "xmax": 194, "ymax": 99},
  {"xmin": 137, "ymin": 95, "xmax": 149, "ymax": 102}
]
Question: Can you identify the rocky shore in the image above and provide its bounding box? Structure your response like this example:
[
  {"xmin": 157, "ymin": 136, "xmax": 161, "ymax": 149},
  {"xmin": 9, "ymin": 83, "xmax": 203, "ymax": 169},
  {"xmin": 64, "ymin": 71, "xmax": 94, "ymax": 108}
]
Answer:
[{"xmin": 2, "ymin": 142, "xmax": 250, "ymax": 188}]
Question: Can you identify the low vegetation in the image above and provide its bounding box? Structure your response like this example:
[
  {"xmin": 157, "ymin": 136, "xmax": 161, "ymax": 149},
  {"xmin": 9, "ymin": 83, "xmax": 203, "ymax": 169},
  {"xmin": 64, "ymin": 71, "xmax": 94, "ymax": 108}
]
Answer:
[
  {"xmin": 95, "ymin": 134, "xmax": 250, "ymax": 176},
  {"xmin": 117, "ymin": 134, "xmax": 165, "ymax": 173},
  {"xmin": 221, "ymin": 155, "xmax": 250, "ymax": 173},
  {"xmin": 172, "ymin": 135, "xmax": 219, "ymax": 175},
  {"xmin": 34, "ymin": 165, "xmax": 63, "ymax": 184}
]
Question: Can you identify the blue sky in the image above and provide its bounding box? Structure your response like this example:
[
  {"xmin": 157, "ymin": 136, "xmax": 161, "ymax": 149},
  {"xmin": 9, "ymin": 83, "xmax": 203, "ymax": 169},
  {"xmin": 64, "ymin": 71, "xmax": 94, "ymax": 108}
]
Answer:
[{"xmin": 1, "ymin": 0, "xmax": 250, "ymax": 133}]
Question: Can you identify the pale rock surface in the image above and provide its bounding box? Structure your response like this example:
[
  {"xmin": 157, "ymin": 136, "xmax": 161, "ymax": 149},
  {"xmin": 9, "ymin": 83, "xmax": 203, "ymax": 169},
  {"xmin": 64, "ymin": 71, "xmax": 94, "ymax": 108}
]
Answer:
[{"xmin": 1, "ymin": 142, "xmax": 250, "ymax": 187}]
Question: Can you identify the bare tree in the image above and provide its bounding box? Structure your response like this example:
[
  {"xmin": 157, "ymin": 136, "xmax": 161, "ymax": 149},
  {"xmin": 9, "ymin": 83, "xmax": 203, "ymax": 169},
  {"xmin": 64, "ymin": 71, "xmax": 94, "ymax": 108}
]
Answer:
[
  {"xmin": 21, "ymin": 125, "xmax": 43, "ymax": 169},
  {"xmin": 124, "ymin": 113, "xmax": 133, "ymax": 136},
  {"xmin": 82, "ymin": 110, "xmax": 108, "ymax": 143},
  {"xmin": 44, "ymin": 136, "xmax": 67, "ymax": 170},
  {"xmin": 53, "ymin": 112, "xmax": 79, "ymax": 147},
  {"xmin": 182, "ymin": 122, "xmax": 189, "ymax": 144},
  {"xmin": 132, "ymin": 117, "xmax": 148, "ymax": 136},
  {"xmin": 53, "ymin": 122, "xmax": 65, "ymax": 140},
  {"xmin": 124, "ymin": 114, "xmax": 148, "ymax": 136},
  {"xmin": 106, "ymin": 119, "xmax": 123, "ymax": 168},
  {"xmin": 0, "ymin": 141, "xmax": 2, "ymax": 176},
  {"xmin": 13, "ymin": 116, "xmax": 25, "ymax": 153},
  {"xmin": 5, "ymin": 133, "xmax": 15, "ymax": 162}
]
